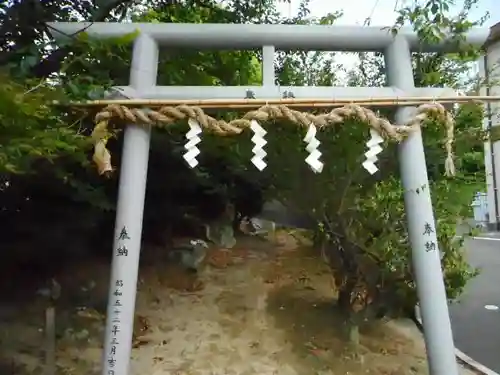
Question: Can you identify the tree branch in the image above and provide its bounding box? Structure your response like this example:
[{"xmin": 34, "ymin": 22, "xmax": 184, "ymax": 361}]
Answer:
[{"xmin": 30, "ymin": 0, "xmax": 136, "ymax": 78}]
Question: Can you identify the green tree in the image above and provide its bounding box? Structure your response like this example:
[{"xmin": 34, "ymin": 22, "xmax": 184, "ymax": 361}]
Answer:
[
  {"xmin": 264, "ymin": 0, "xmax": 488, "ymax": 343},
  {"xmin": 0, "ymin": 0, "xmax": 278, "ymax": 257}
]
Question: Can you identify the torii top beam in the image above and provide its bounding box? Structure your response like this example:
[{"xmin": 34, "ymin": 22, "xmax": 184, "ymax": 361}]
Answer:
[{"xmin": 47, "ymin": 22, "xmax": 489, "ymax": 52}]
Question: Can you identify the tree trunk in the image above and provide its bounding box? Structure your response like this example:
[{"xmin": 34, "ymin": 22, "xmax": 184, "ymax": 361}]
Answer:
[
  {"xmin": 337, "ymin": 288, "xmax": 351, "ymax": 310},
  {"xmin": 345, "ymin": 319, "xmax": 360, "ymax": 346},
  {"xmin": 44, "ymin": 305, "xmax": 56, "ymax": 375},
  {"xmin": 337, "ymin": 281, "xmax": 360, "ymax": 345}
]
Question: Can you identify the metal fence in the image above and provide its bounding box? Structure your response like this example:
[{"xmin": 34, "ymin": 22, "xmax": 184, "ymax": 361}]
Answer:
[{"xmin": 472, "ymin": 192, "xmax": 489, "ymax": 225}]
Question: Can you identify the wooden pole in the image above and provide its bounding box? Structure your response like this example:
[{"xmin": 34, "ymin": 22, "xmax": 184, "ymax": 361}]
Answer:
[{"xmin": 52, "ymin": 95, "xmax": 500, "ymax": 109}]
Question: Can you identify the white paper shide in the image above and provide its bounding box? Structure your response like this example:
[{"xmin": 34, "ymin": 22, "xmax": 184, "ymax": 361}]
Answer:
[
  {"xmin": 183, "ymin": 118, "xmax": 203, "ymax": 168},
  {"xmin": 362, "ymin": 128, "xmax": 384, "ymax": 174},
  {"xmin": 250, "ymin": 119, "xmax": 268, "ymax": 171},
  {"xmin": 303, "ymin": 124, "xmax": 323, "ymax": 173}
]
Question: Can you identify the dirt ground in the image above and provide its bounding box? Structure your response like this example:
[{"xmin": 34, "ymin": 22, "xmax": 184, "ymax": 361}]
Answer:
[{"xmin": 0, "ymin": 231, "xmax": 476, "ymax": 375}]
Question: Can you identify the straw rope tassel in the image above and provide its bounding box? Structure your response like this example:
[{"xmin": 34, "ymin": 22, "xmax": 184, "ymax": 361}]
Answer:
[{"xmin": 91, "ymin": 120, "xmax": 113, "ymax": 176}]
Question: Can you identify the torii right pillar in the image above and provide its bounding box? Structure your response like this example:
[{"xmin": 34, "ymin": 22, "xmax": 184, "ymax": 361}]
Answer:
[{"xmin": 481, "ymin": 22, "xmax": 500, "ymax": 231}]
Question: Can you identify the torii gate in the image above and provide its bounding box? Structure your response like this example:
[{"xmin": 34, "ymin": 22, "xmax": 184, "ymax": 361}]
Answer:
[{"xmin": 48, "ymin": 21, "xmax": 495, "ymax": 375}]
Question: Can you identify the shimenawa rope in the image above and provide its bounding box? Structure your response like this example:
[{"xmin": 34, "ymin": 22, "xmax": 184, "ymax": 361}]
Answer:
[{"xmin": 91, "ymin": 103, "xmax": 455, "ymax": 177}]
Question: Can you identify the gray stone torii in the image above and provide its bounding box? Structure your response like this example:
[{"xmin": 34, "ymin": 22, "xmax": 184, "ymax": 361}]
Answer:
[{"xmin": 48, "ymin": 22, "xmax": 493, "ymax": 375}]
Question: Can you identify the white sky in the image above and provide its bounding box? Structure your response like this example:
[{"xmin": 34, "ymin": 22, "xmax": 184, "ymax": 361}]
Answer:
[
  {"xmin": 276, "ymin": 0, "xmax": 499, "ymax": 79},
  {"xmin": 277, "ymin": 0, "xmax": 498, "ymax": 26}
]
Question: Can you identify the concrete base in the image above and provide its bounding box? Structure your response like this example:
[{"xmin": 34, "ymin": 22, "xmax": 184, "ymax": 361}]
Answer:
[
  {"xmin": 456, "ymin": 219, "xmax": 489, "ymax": 235},
  {"xmin": 486, "ymin": 223, "xmax": 500, "ymax": 232},
  {"xmin": 258, "ymin": 200, "xmax": 316, "ymax": 230},
  {"xmin": 259, "ymin": 207, "xmax": 497, "ymax": 238}
]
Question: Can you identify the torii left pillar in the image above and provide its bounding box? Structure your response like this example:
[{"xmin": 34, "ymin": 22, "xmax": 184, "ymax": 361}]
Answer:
[{"xmin": 102, "ymin": 34, "xmax": 158, "ymax": 375}]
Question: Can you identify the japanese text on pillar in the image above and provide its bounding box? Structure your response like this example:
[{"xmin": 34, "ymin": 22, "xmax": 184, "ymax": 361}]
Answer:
[
  {"xmin": 107, "ymin": 226, "xmax": 131, "ymax": 374},
  {"xmin": 423, "ymin": 222, "xmax": 436, "ymax": 252}
]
